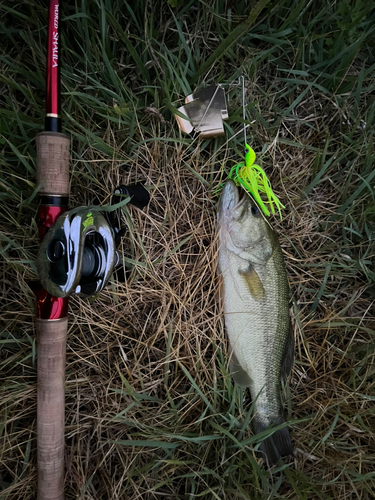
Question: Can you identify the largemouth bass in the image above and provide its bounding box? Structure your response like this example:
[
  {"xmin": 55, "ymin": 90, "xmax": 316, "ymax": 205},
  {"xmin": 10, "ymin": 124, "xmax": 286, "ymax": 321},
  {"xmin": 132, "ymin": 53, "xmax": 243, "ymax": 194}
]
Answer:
[{"xmin": 217, "ymin": 180, "xmax": 293, "ymax": 464}]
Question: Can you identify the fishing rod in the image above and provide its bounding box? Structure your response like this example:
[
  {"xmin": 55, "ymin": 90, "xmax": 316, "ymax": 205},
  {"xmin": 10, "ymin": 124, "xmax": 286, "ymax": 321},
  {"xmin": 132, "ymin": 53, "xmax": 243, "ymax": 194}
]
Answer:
[
  {"xmin": 34, "ymin": 1, "xmax": 69, "ymax": 497},
  {"xmin": 34, "ymin": 2, "xmax": 149, "ymax": 497}
]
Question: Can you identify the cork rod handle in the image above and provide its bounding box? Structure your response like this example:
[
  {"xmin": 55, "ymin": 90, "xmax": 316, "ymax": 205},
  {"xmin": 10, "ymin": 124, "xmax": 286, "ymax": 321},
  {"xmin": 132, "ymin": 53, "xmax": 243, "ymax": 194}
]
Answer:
[
  {"xmin": 36, "ymin": 318, "xmax": 67, "ymax": 500},
  {"xmin": 36, "ymin": 132, "xmax": 70, "ymax": 196}
]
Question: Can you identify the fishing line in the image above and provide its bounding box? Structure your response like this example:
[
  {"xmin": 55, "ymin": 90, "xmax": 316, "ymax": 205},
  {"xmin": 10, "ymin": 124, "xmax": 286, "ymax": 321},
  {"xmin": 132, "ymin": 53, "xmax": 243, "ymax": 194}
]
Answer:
[{"xmin": 217, "ymin": 75, "xmax": 284, "ymax": 218}]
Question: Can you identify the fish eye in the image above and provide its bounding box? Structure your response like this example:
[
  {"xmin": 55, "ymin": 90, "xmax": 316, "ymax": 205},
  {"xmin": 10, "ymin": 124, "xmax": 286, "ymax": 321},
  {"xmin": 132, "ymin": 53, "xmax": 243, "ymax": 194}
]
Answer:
[{"xmin": 251, "ymin": 205, "xmax": 261, "ymax": 217}]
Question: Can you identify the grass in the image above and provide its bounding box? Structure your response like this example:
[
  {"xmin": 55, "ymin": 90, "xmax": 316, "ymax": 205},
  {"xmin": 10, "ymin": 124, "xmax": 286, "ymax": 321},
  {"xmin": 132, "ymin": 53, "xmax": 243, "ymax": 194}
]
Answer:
[{"xmin": 1, "ymin": 0, "xmax": 375, "ymax": 498}]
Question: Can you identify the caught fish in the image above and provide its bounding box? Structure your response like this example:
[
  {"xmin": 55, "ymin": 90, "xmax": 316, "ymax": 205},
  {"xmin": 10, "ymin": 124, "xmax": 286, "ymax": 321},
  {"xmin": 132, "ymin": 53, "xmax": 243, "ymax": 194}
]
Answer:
[{"xmin": 217, "ymin": 180, "xmax": 294, "ymax": 464}]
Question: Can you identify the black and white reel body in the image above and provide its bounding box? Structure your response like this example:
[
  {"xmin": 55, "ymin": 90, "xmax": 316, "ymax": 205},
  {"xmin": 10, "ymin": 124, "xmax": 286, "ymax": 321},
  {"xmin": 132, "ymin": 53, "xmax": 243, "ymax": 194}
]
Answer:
[
  {"xmin": 36, "ymin": 183, "xmax": 150, "ymax": 298},
  {"xmin": 37, "ymin": 207, "xmax": 118, "ymax": 298}
]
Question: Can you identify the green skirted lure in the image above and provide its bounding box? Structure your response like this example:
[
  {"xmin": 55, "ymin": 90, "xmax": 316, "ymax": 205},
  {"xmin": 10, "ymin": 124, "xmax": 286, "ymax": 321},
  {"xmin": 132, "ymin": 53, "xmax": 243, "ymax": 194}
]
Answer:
[{"xmin": 227, "ymin": 144, "xmax": 284, "ymax": 218}]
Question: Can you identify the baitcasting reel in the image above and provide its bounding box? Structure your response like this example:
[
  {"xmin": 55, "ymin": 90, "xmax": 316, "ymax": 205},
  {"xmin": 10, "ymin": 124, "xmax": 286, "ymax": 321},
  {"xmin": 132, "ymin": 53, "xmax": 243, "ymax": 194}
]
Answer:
[{"xmin": 36, "ymin": 184, "xmax": 149, "ymax": 298}]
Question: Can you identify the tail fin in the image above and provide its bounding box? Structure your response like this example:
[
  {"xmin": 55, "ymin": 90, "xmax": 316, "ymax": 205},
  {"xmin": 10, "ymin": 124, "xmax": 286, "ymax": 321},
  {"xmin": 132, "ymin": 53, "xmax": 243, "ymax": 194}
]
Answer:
[{"xmin": 253, "ymin": 414, "xmax": 293, "ymax": 465}]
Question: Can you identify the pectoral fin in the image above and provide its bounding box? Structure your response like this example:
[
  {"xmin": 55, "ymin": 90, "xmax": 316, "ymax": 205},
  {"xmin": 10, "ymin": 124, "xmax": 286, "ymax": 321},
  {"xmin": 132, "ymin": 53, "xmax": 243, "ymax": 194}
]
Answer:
[
  {"xmin": 229, "ymin": 350, "xmax": 252, "ymax": 387},
  {"xmin": 239, "ymin": 266, "xmax": 265, "ymax": 300}
]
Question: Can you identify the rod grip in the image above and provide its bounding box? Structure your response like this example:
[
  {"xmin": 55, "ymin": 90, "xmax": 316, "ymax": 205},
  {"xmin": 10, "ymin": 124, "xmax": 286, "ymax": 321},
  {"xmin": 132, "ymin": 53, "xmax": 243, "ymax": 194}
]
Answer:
[
  {"xmin": 36, "ymin": 317, "xmax": 67, "ymax": 500},
  {"xmin": 36, "ymin": 132, "xmax": 70, "ymax": 197}
]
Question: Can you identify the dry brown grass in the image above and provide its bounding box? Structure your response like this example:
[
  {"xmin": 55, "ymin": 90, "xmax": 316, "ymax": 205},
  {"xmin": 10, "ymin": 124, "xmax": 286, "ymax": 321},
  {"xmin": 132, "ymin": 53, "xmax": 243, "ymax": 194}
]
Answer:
[{"xmin": 2, "ymin": 90, "xmax": 375, "ymax": 498}]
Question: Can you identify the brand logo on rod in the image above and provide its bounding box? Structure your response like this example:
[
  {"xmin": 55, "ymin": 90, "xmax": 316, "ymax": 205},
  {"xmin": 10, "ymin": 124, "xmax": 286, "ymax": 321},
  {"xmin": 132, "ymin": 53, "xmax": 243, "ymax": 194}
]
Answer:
[{"xmin": 52, "ymin": 4, "xmax": 59, "ymax": 68}]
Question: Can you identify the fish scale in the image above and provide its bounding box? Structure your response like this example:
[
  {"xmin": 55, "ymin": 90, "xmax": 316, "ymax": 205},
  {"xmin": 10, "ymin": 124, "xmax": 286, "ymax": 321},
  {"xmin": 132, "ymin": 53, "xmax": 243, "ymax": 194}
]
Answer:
[{"xmin": 217, "ymin": 180, "xmax": 293, "ymax": 464}]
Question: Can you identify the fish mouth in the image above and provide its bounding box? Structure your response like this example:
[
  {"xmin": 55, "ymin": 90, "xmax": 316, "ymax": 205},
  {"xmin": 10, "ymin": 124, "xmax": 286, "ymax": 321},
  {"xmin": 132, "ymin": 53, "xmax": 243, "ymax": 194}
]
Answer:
[
  {"xmin": 219, "ymin": 181, "xmax": 244, "ymax": 216},
  {"xmin": 218, "ymin": 181, "xmax": 253, "ymax": 233},
  {"xmin": 232, "ymin": 188, "xmax": 248, "ymax": 213}
]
